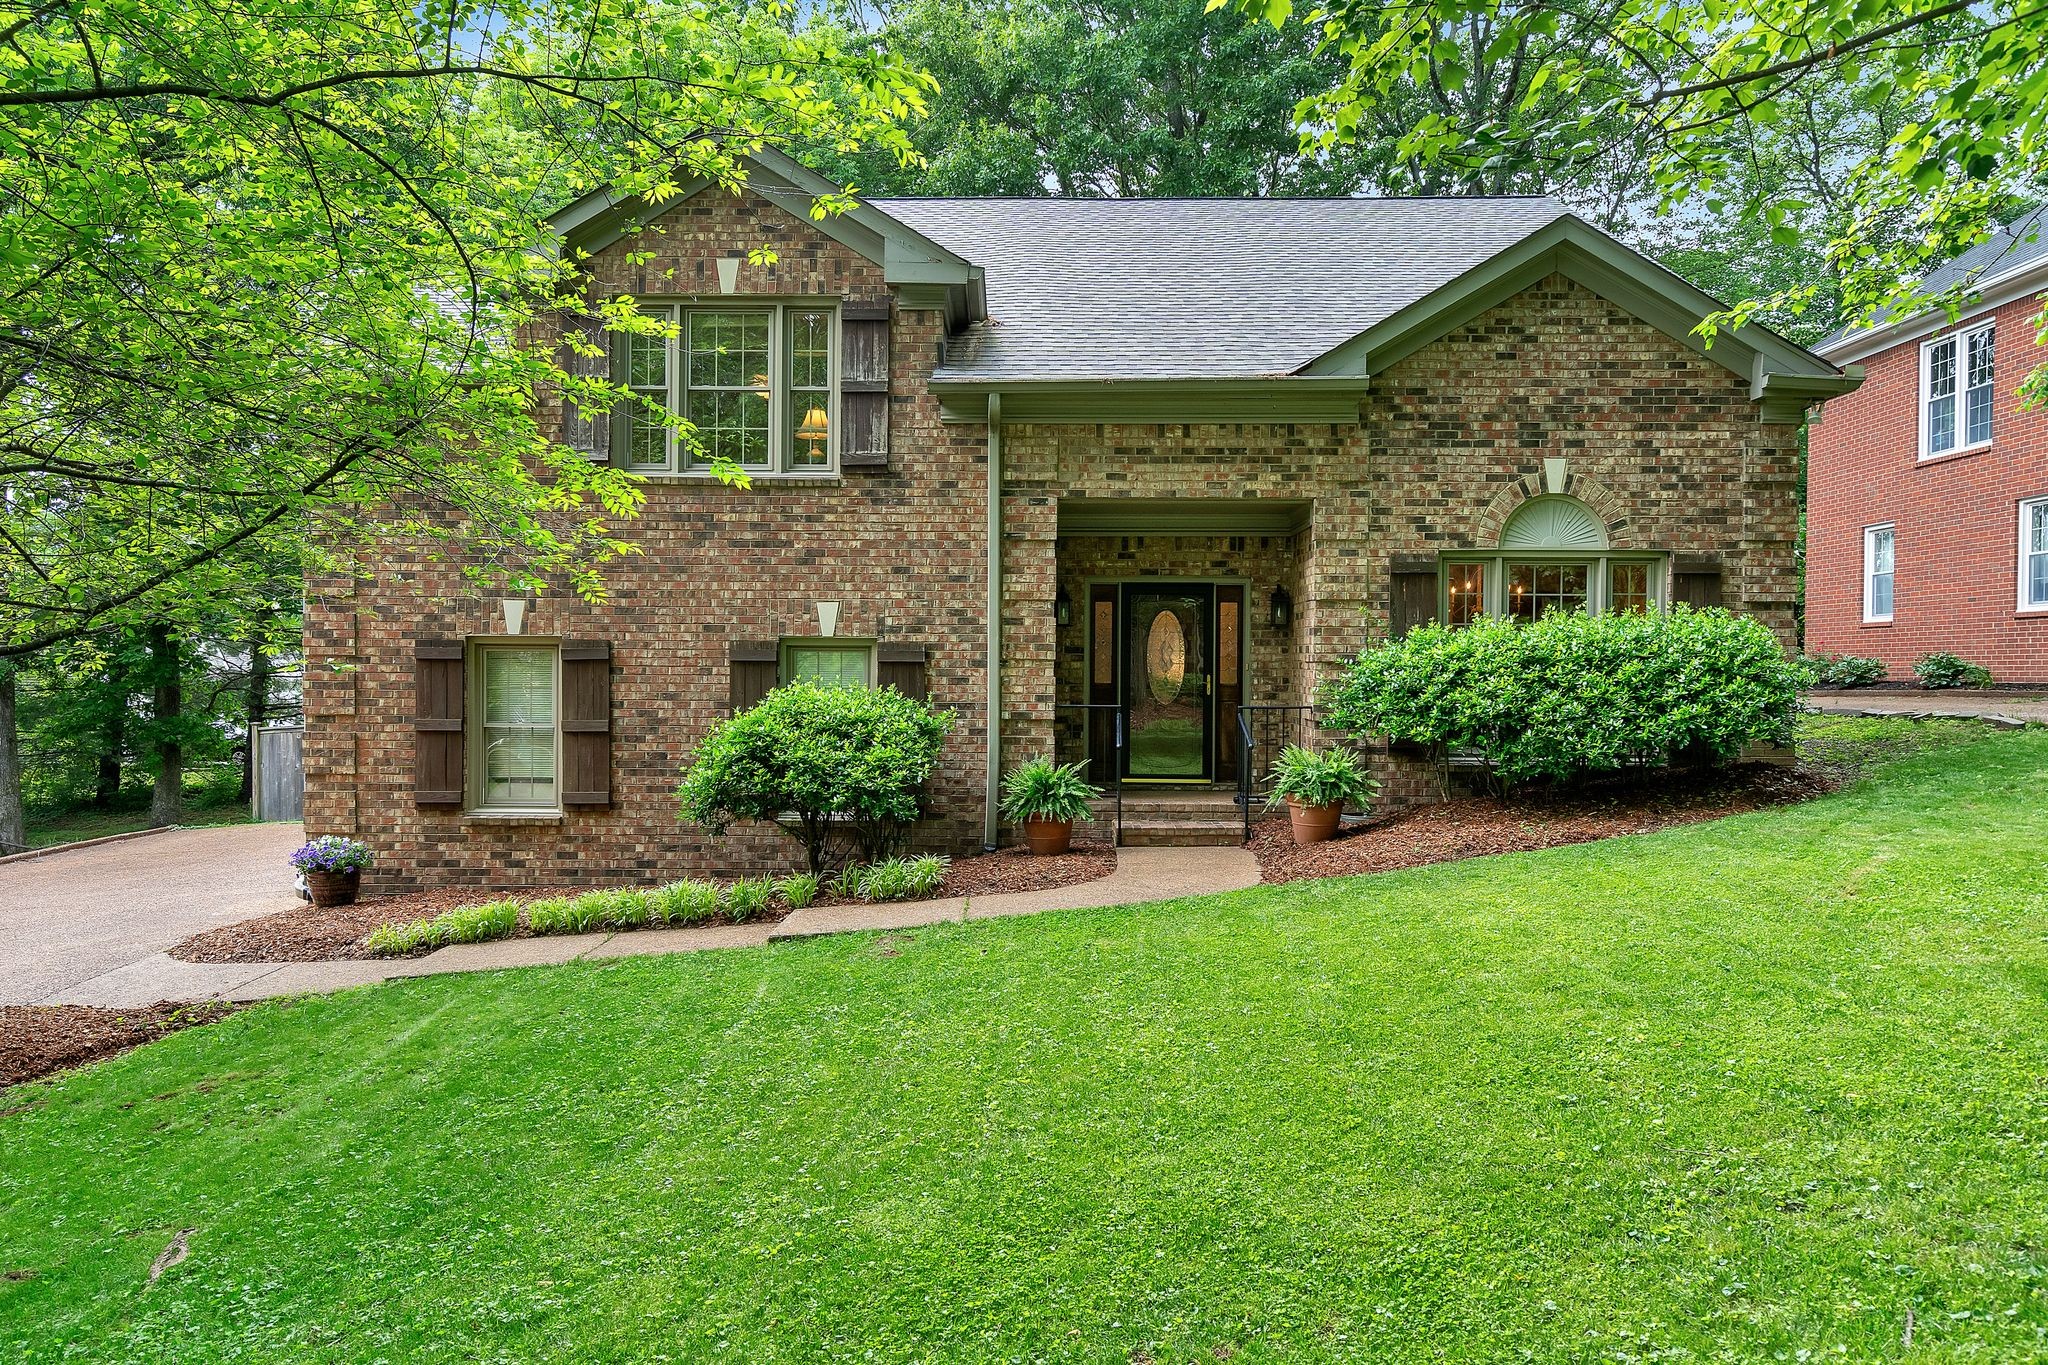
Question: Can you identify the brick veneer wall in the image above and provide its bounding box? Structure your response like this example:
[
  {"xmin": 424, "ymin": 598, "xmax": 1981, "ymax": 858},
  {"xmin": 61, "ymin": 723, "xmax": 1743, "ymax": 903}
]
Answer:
[
  {"xmin": 304, "ymin": 191, "xmax": 1804, "ymax": 888},
  {"xmin": 303, "ymin": 189, "xmax": 992, "ymax": 891},
  {"xmin": 1806, "ymin": 293, "xmax": 2048, "ymax": 681}
]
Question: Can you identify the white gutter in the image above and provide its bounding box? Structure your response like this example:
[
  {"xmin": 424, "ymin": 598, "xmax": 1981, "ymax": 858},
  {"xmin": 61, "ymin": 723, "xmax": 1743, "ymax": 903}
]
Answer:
[
  {"xmin": 983, "ymin": 392, "xmax": 1002, "ymax": 851},
  {"xmin": 1820, "ymin": 254, "xmax": 2048, "ymax": 365}
]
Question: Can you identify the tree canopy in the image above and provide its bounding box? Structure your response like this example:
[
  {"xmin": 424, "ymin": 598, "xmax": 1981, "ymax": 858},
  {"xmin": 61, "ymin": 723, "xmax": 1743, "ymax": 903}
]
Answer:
[{"xmin": 0, "ymin": 0, "xmax": 931, "ymax": 659}]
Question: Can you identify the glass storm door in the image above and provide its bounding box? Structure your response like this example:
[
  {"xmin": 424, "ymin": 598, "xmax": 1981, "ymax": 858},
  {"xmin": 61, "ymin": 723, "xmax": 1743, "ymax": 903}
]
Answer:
[{"xmin": 1121, "ymin": 584, "xmax": 1215, "ymax": 781}]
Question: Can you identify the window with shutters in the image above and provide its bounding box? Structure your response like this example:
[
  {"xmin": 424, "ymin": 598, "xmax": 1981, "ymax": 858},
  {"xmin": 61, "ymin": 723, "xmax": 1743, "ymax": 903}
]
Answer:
[
  {"xmin": 781, "ymin": 639, "xmax": 874, "ymax": 689},
  {"xmin": 470, "ymin": 643, "xmax": 560, "ymax": 812},
  {"xmin": 619, "ymin": 303, "xmax": 837, "ymax": 476},
  {"xmin": 1437, "ymin": 499, "xmax": 1663, "ymax": 622},
  {"xmin": 1921, "ymin": 322, "xmax": 1993, "ymax": 460}
]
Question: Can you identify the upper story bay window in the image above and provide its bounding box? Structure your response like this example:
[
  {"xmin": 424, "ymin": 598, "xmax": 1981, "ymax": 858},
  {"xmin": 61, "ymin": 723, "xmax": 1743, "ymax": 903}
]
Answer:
[
  {"xmin": 1922, "ymin": 321, "xmax": 1994, "ymax": 460},
  {"xmin": 621, "ymin": 303, "xmax": 837, "ymax": 476}
]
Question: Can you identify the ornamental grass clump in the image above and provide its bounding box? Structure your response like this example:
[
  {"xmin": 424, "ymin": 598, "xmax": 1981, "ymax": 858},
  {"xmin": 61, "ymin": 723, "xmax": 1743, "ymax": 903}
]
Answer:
[
  {"xmin": 722, "ymin": 877, "xmax": 774, "ymax": 923},
  {"xmin": 857, "ymin": 854, "xmax": 950, "ymax": 902},
  {"xmin": 676, "ymin": 682, "xmax": 954, "ymax": 873},
  {"xmin": 523, "ymin": 896, "xmax": 586, "ymax": 936},
  {"xmin": 774, "ymin": 872, "xmax": 821, "ymax": 910},
  {"xmin": 1325, "ymin": 606, "xmax": 1805, "ymax": 787},
  {"xmin": 650, "ymin": 880, "xmax": 720, "ymax": 926},
  {"xmin": 364, "ymin": 898, "xmax": 519, "ymax": 956}
]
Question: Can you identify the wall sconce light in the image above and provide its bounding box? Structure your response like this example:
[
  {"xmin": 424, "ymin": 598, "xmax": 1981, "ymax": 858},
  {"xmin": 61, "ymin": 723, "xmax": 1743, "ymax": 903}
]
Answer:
[
  {"xmin": 500, "ymin": 597, "xmax": 528, "ymax": 635},
  {"xmin": 1268, "ymin": 586, "xmax": 1293, "ymax": 631},
  {"xmin": 1054, "ymin": 586, "xmax": 1073, "ymax": 628},
  {"xmin": 817, "ymin": 600, "xmax": 840, "ymax": 638}
]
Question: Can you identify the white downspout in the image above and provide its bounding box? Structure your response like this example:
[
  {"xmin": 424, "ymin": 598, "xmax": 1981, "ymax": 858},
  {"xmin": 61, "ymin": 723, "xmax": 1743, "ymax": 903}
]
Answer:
[{"xmin": 983, "ymin": 392, "xmax": 1002, "ymax": 850}]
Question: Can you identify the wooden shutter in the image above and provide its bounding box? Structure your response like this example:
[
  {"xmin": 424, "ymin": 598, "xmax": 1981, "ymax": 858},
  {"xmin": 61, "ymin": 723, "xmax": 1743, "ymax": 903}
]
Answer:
[
  {"xmin": 1673, "ymin": 571, "xmax": 1723, "ymax": 609},
  {"xmin": 730, "ymin": 640, "xmax": 778, "ymax": 714},
  {"xmin": 1389, "ymin": 571, "xmax": 1439, "ymax": 638},
  {"xmin": 560, "ymin": 640, "xmax": 612, "ymax": 808},
  {"xmin": 558, "ymin": 310, "xmax": 612, "ymax": 463},
  {"xmin": 839, "ymin": 302, "xmax": 890, "ymax": 469},
  {"xmin": 878, "ymin": 643, "xmax": 927, "ymax": 699},
  {"xmin": 413, "ymin": 640, "xmax": 464, "ymax": 806}
]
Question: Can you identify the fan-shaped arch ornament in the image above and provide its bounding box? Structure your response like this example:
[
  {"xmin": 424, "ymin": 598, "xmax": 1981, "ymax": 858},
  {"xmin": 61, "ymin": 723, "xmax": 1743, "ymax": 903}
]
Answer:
[{"xmin": 1499, "ymin": 496, "xmax": 1609, "ymax": 550}]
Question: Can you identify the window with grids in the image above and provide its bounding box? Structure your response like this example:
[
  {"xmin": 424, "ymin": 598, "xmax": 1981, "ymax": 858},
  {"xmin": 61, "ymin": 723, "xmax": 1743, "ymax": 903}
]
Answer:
[
  {"xmin": 2022, "ymin": 499, "xmax": 2048, "ymax": 611},
  {"xmin": 782, "ymin": 639, "xmax": 873, "ymax": 690},
  {"xmin": 1923, "ymin": 323, "xmax": 1993, "ymax": 458},
  {"xmin": 1440, "ymin": 555, "xmax": 1662, "ymax": 622},
  {"xmin": 1864, "ymin": 524, "xmax": 1895, "ymax": 622},
  {"xmin": 619, "ymin": 304, "xmax": 836, "ymax": 474},
  {"xmin": 473, "ymin": 645, "xmax": 558, "ymax": 811}
]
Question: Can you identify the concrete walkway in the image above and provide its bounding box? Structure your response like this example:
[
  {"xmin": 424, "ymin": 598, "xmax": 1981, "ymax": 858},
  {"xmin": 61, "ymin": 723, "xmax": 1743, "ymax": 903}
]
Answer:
[
  {"xmin": 28, "ymin": 846, "xmax": 1262, "ymax": 1009},
  {"xmin": 1806, "ymin": 689, "xmax": 2048, "ymax": 724},
  {"xmin": 1, "ymin": 822, "xmax": 306, "ymax": 1006}
]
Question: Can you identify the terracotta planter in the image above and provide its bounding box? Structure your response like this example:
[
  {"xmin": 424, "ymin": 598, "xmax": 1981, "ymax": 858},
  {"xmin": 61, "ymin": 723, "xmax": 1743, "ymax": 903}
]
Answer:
[
  {"xmin": 1286, "ymin": 797, "xmax": 1343, "ymax": 846},
  {"xmin": 305, "ymin": 868, "xmax": 362, "ymax": 908},
  {"xmin": 1021, "ymin": 817, "xmax": 1075, "ymax": 856}
]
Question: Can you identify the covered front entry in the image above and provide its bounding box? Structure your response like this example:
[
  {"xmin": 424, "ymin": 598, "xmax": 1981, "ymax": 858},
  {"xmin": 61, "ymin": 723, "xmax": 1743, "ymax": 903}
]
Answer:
[{"xmin": 1085, "ymin": 580, "xmax": 1245, "ymax": 785}]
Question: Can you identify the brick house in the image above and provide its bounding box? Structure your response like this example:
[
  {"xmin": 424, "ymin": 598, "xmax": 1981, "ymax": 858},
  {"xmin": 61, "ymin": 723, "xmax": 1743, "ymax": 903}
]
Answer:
[
  {"xmin": 1807, "ymin": 210, "xmax": 2048, "ymax": 682},
  {"xmin": 303, "ymin": 149, "xmax": 1855, "ymax": 889}
]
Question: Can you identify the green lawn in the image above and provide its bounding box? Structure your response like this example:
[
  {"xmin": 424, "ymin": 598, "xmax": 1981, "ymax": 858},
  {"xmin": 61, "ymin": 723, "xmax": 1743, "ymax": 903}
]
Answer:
[
  {"xmin": 22, "ymin": 797, "xmax": 251, "ymax": 849},
  {"xmin": 5, "ymin": 729, "xmax": 2047, "ymax": 1361}
]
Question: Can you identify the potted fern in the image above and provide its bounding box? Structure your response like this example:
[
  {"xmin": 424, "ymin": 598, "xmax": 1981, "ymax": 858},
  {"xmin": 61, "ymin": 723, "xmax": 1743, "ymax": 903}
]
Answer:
[
  {"xmin": 1267, "ymin": 745, "xmax": 1379, "ymax": 845},
  {"xmin": 999, "ymin": 757, "xmax": 1103, "ymax": 855}
]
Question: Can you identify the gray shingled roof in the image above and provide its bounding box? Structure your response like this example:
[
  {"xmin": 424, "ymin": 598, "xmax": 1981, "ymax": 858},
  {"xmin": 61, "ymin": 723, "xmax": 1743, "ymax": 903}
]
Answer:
[
  {"xmin": 870, "ymin": 196, "xmax": 1571, "ymax": 382},
  {"xmin": 1821, "ymin": 206, "xmax": 2048, "ymax": 350}
]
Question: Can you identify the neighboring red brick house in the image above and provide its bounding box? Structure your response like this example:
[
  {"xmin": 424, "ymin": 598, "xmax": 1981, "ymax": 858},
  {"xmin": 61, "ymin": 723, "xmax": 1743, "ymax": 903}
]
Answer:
[
  {"xmin": 1808, "ymin": 211, "xmax": 2048, "ymax": 681},
  {"xmin": 303, "ymin": 150, "xmax": 1856, "ymax": 889}
]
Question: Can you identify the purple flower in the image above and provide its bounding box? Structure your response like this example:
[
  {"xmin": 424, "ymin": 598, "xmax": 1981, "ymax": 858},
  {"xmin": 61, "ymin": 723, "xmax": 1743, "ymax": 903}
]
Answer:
[{"xmin": 289, "ymin": 836, "xmax": 372, "ymax": 874}]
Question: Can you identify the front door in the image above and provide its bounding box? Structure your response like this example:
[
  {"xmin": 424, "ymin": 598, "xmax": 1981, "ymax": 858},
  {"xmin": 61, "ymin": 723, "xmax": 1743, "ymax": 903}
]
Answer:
[{"xmin": 1122, "ymin": 583, "xmax": 1215, "ymax": 782}]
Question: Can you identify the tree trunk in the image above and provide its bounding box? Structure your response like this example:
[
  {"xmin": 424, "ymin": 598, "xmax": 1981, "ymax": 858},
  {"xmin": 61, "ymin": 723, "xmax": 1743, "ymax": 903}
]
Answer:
[
  {"xmin": 147, "ymin": 624, "xmax": 184, "ymax": 826},
  {"xmin": 0, "ymin": 670, "xmax": 25, "ymax": 854},
  {"xmin": 92, "ymin": 705, "xmax": 123, "ymax": 808},
  {"xmin": 239, "ymin": 632, "xmax": 271, "ymax": 803}
]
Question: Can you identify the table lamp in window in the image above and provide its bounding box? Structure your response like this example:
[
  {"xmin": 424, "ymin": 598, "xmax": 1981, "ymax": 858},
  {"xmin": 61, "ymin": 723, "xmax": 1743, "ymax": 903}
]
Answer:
[{"xmin": 797, "ymin": 403, "xmax": 830, "ymax": 462}]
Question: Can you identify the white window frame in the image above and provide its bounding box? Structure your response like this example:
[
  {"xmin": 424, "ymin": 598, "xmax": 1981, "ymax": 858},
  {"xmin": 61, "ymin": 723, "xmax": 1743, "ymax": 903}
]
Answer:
[
  {"xmin": 1919, "ymin": 321, "xmax": 1994, "ymax": 461},
  {"xmin": 779, "ymin": 637, "xmax": 876, "ymax": 689},
  {"xmin": 621, "ymin": 301, "xmax": 839, "ymax": 478},
  {"xmin": 1438, "ymin": 552, "xmax": 1667, "ymax": 623},
  {"xmin": 1863, "ymin": 523, "xmax": 1896, "ymax": 623},
  {"xmin": 468, "ymin": 640, "xmax": 563, "ymax": 815},
  {"xmin": 2020, "ymin": 497, "xmax": 2048, "ymax": 612}
]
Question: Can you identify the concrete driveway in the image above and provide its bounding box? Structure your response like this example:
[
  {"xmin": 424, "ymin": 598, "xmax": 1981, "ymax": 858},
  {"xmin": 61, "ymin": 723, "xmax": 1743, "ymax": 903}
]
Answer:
[{"xmin": 0, "ymin": 823, "xmax": 305, "ymax": 1005}]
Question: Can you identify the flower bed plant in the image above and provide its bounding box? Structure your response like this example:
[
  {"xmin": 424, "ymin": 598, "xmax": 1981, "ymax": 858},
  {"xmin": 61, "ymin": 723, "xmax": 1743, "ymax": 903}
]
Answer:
[
  {"xmin": 289, "ymin": 835, "xmax": 372, "ymax": 874},
  {"xmin": 1801, "ymin": 652, "xmax": 1887, "ymax": 688},
  {"xmin": 1266, "ymin": 745, "xmax": 1380, "ymax": 811},
  {"xmin": 1913, "ymin": 651, "xmax": 1994, "ymax": 689},
  {"xmin": 1325, "ymin": 607, "xmax": 1804, "ymax": 786}
]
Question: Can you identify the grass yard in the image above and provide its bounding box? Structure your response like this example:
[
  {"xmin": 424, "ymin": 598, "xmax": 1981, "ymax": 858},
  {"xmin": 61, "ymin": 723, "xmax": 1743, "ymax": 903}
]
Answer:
[{"xmin": 3, "ymin": 728, "xmax": 2046, "ymax": 1362}]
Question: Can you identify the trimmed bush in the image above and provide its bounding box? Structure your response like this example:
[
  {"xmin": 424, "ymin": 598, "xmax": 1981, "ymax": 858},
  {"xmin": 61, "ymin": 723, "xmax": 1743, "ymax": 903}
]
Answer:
[
  {"xmin": 722, "ymin": 877, "xmax": 774, "ymax": 923},
  {"xmin": 1803, "ymin": 652, "xmax": 1887, "ymax": 688},
  {"xmin": 677, "ymin": 683, "xmax": 954, "ymax": 873},
  {"xmin": 774, "ymin": 872, "xmax": 821, "ymax": 910},
  {"xmin": 365, "ymin": 898, "xmax": 519, "ymax": 956},
  {"xmin": 651, "ymin": 880, "xmax": 720, "ymax": 926},
  {"xmin": 1914, "ymin": 651, "xmax": 1994, "ymax": 689},
  {"xmin": 1324, "ymin": 607, "xmax": 1804, "ymax": 786}
]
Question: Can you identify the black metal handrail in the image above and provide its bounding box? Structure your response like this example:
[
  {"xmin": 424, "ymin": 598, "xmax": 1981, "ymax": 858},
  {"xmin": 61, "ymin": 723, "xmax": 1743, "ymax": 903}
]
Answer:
[
  {"xmin": 1236, "ymin": 704, "xmax": 1320, "ymax": 841},
  {"xmin": 1052, "ymin": 702, "xmax": 1125, "ymax": 847}
]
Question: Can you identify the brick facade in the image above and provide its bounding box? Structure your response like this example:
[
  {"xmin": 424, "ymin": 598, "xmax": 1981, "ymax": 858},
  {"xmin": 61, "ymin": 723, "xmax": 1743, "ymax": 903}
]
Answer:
[
  {"xmin": 1807, "ymin": 293, "xmax": 2048, "ymax": 680},
  {"xmin": 303, "ymin": 188, "xmax": 1804, "ymax": 890}
]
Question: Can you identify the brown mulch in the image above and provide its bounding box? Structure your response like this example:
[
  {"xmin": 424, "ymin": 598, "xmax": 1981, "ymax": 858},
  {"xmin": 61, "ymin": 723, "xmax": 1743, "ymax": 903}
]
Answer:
[
  {"xmin": 171, "ymin": 844, "xmax": 1121, "ymax": 965},
  {"xmin": 170, "ymin": 888, "xmax": 501, "ymax": 965},
  {"xmin": 1251, "ymin": 762, "xmax": 1839, "ymax": 885},
  {"xmin": 1, "ymin": 1001, "xmax": 240, "ymax": 1090}
]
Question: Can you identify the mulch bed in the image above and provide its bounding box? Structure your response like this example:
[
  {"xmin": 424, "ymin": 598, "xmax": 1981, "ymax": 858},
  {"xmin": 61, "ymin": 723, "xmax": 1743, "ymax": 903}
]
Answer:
[
  {"xmin": 2, "ymin": 1001, "xmax": 240, "ymax": 1090},
  {"xmin": 171, "ymin": 844, "xmax": 1121, "ymax": 965},
  {"xmin": 1252, "ymin": 762, "xmax": 1837, "ymax": 885}
]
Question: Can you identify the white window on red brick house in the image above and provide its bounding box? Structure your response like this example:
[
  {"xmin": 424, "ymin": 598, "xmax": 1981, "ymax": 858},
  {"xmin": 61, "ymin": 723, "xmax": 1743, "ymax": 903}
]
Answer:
[
  {"xmin": 622, "ymin": 303, "xmax": 837, "ymax": 475},
  {"xmin": 471, "ymin": 643, "xmax": 560, "ymax": 812},
  {"xmin": 1921, "ymin": 322, "xmax": 1994, "ymax": 459},
  {"xmin": 2022, "ymin": 498, "xmax": 2048, "ymax": 611},
  {"xmin": 1863, "ymin": 524, "xmax": 1895, "ymax": 622}
]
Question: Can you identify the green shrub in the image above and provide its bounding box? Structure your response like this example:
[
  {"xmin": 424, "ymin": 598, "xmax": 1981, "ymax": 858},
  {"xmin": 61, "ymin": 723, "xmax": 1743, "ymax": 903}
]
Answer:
[
  {"xmin": 858, "ymin": 853, "xmax": 950, "ymax": 902},
  {"xmin": 1913, "ymin": 651, "xmax": 1994, "ymax": 689},
  {"xmin": 365, "ymin": 898, "xmax": 519, "ymax": 956},
  {"xmin": 1802, "ymin": 652, "xmax": 1887, "ymax": 688},
  {"xmin": 1324, "ymin": 607, "xmax": 1805, "ymax": 786},
  {"xmin": 774, "ymin": 871, "xmax": 821, "ymax": 909},
  {"xmin": 999, "ymin": 757, "xmax": 1102, "ymax": 823},
  {"xmin": 722, "ymin": 876, "xmax": 774, "ymax": 923},
  {"xmin": 650, "ymin": 879, "xmax": 720, "ymax": 926},
  {"xmin": 1266, "ymin": 745, "xmax": 1380, "ymax": 811},
  {"xmin": 676, "ymin": 683, "xmax": 954, "ymax": 873}
]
